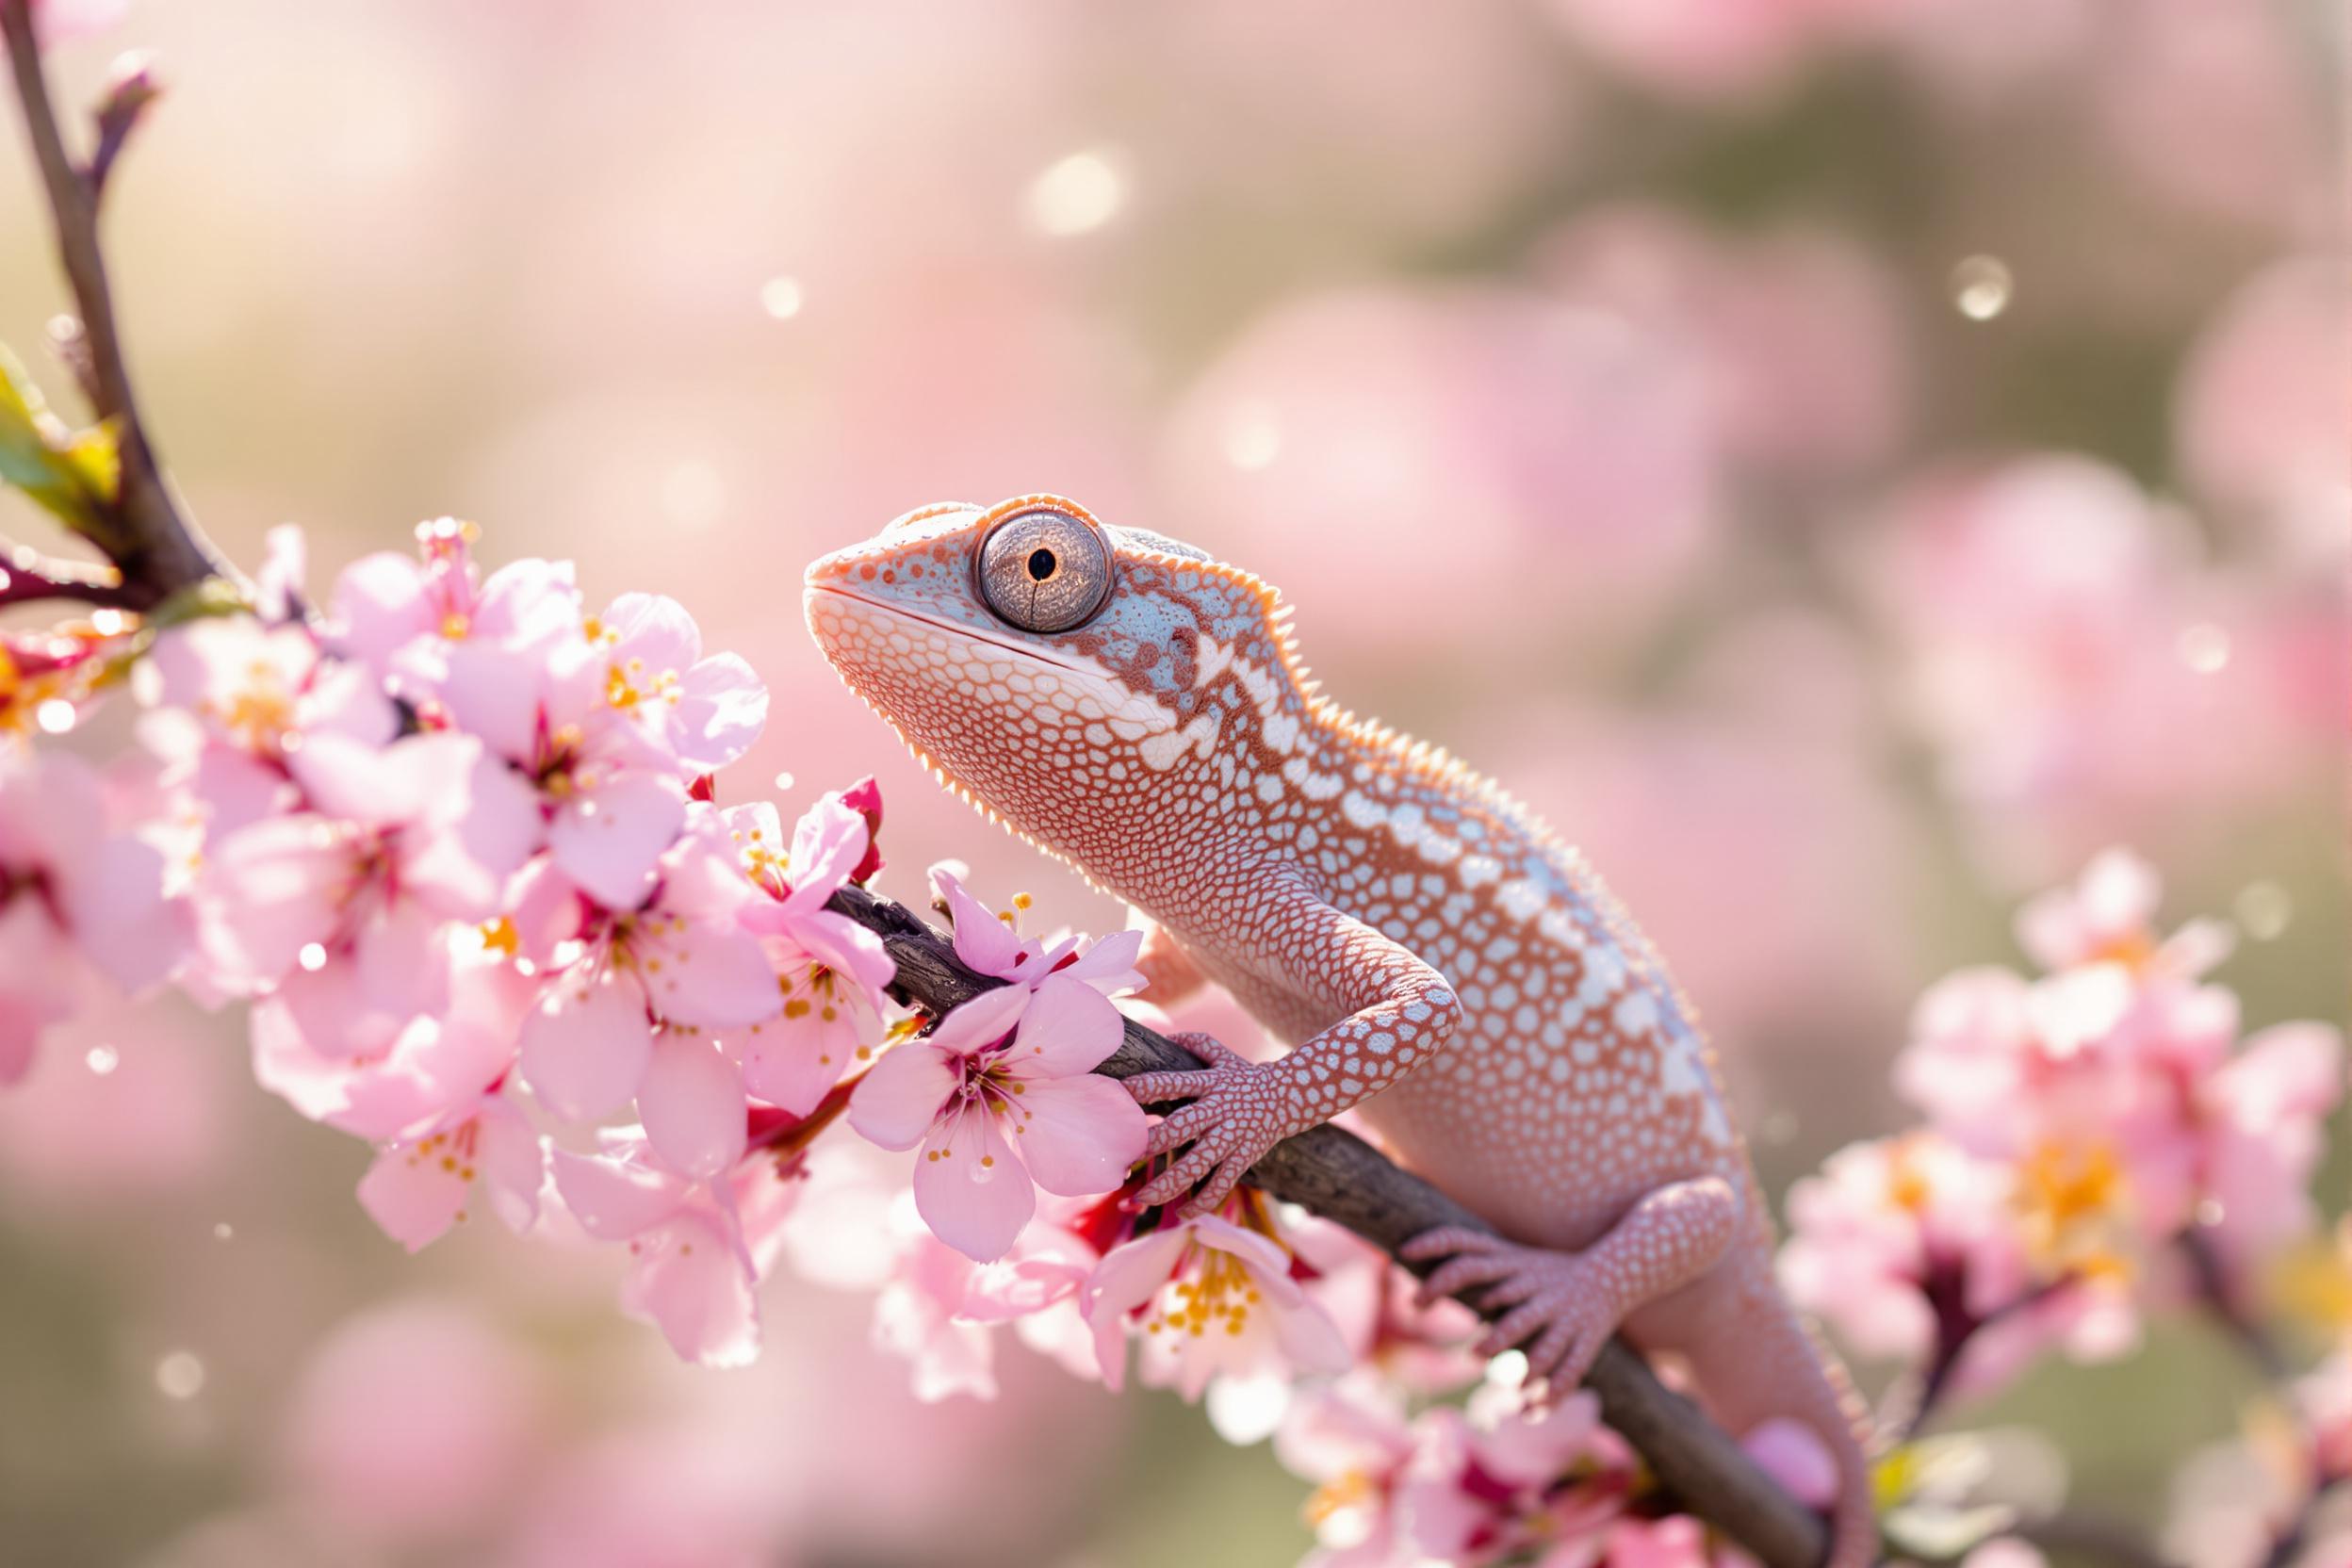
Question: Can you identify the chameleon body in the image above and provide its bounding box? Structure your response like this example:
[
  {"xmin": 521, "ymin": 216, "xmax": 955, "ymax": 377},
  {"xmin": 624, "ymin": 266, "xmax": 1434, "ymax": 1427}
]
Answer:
[{"xmin": 805, "ymin": 495, "xmax": 1873, "ymax": 1566}]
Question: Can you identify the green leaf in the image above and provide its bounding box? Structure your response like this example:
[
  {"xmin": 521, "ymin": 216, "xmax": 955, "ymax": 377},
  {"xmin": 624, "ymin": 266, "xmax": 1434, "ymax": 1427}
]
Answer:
[{"xmin": 0, "ymin": 345, "xmax": 119, "ymax": 535}]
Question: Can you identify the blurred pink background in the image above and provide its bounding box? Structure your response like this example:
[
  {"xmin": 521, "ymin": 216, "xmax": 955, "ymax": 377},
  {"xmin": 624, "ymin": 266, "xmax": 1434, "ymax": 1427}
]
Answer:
[{"xmin": 0, "ymin": 2, "xmax": 2340, "ymax": 1562}]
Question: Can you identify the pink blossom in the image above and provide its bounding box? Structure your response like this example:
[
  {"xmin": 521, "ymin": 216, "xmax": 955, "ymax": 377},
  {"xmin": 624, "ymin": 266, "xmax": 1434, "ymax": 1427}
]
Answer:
[
  {"xmin": 2196, "ymin": 1021, "xmax": 2344, "ymax": 1271},
  {"xmin": 1779, "ymin": 1132, "xmax": 2032, "ymax": 1367},
  {"xmin": 1273, "ymin": 1376, "xmax": 1418, "ymax": 1568},
  {"xmin": 357, "ymin": 1088, "xmax": 545, "ymax": 1252},
  {"xmin": 729, "ymin": 792, "xmax": 894, "ymax": 1115},
  {"xmin": 850, "ymin": 967, "xmax": 1146, "ymax": 1262},
  {"xmin": 253, "ymin": 938, "xmax": 533, "ymax": 1141},
  {"xmin": 329, "ymin": 516, "xmax": 581, "ymax": 707},
  {"xmin": 1082, "ymin": 1208, "xmax": 1351, "ymax": 1401},
  {"xmin": 0, "ymin": 748, "xmax": 186, "ymax": 1080},
  {"xmin": 436, "ymin": 629, "xmax": 698, "ymax": 911},
  {"xmin": 26, "ymin": 0, "xmax": 126, "ymax": 48},
  {"xmin": 144, "ymin": 616, "xmax": 330, "ymax": 750},
  {"xmin": 1396, "ymin": 1389, "xmax": 1632, "ymax": 1565},
  {"xmin": 1159, "ymin": 284, "xmax": 1722, "ymax": 678},
  {"xmin": 1859, "ymin": 457, "xmax": 2311, "ymax": 877},
  {"xmin": 581, "ymin": 592, "xmax": 768, "ymax": 774},
  {"xmin": 1535, "ymin": 204, "xmax": 1912, "ymax": 481},
  {"xmin": 279, "ymin": 1299, "xmax": 542, "ymax": 1546},
  {"xmin": 200, "ymin": 730, "xmax": 539, "ymax": 1058},
  {"xmin": 550, "ymin": 1125, "xmax": 802, "ymax": 1367},
  {"xmin": 2175, "ymin": 257, "xmax": 2343, "ymax": 552},
  {"xmin": 516, "ymin": 816, "xmax": 780, "ymax": 1137},
  {"xmin": 872, "ymin": 1224, "xmax": 1002, "ymax": 1402},
  {"xmin": 926, "ymin": 863, "xmax": 1145, "ymax": 994},
  {"xmin": 2014, "ymin": 847, "xmax": 2230, "ymax": 980}
]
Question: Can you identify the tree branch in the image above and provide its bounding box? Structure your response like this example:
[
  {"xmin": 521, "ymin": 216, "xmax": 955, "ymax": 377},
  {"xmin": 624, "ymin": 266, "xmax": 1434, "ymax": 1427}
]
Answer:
[
  {"xmin": 826, "ymin": 882, "xmax": 1832, "ymax": 1568},
  {"xmin": 0, "ymin": 536, "xmax": 138, "ymax": 609},
  {"xmin": 0, "ymin": 0, "xmax": 225, "ymax": 604}
]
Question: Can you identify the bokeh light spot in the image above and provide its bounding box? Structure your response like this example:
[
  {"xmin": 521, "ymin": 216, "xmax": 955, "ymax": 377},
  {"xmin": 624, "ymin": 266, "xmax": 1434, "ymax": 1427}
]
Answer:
[
  {"xmin": 155, "ymin": 1350, "xmax": 206, "ymax": 1400},
  {"xmin": 1027, "ymin": 149, "xmax": 1126, "ymax": 237},
  {"xmin": 1951, "ymin": 255, "xmax": 2014, "ymax": 320}
]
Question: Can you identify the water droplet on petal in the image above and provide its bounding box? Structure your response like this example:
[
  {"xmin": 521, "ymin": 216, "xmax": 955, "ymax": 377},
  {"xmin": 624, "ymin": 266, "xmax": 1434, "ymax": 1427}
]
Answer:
[
  {"xmin": 35, "ymin": 698, "xmax": 75, "ymax": 734},
  {"xmin": 297, "ymin": 942, "xmax": 328, "ymax": 972},
  {"xmin": 84, "ymin": 1045, "xmax": 119, "ymax": 1076}
]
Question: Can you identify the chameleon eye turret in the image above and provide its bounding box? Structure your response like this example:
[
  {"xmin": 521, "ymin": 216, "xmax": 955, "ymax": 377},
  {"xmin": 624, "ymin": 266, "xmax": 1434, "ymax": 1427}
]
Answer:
[{"xmin": 974, "ymin": 503, "xmax": 1112, "ymax": 633}]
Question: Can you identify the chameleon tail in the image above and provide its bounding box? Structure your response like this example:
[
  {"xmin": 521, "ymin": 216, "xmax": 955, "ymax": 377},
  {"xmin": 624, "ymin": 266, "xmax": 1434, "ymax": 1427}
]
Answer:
[{"xmin": 1671, "ymin": 1255, "xmax": 1879, "ymax": 1568}]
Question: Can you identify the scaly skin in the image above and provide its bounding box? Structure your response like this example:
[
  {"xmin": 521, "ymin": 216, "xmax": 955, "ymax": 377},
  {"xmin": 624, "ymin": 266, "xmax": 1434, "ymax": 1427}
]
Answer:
[{"xmin": 806, "ymin": 495, "xmax": 1875, "ymax": 1566}]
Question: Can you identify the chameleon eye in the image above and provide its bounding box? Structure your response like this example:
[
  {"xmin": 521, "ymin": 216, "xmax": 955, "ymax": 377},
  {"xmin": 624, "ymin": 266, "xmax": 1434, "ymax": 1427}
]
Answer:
[{"xmin": 975, "ymin": 506, "xmax": 1112, "ymax": 633}]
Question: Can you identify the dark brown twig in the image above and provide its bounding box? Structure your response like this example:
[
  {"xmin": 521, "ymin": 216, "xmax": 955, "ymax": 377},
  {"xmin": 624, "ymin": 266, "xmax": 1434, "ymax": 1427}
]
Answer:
[
  {"xmin": 827, "ymin": 882, "xmax": 1833, "ymax": 1568},
  {"xmin": 0, "ymin": 1, "xmax": 225, "ymax": 603}
]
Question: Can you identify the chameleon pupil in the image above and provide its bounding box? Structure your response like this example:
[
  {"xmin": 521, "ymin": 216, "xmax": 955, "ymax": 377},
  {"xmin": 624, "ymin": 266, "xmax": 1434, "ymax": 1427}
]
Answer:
[{"xmin": 1027, "ymin": 548, "xmax": 1056, "ymax": 581}]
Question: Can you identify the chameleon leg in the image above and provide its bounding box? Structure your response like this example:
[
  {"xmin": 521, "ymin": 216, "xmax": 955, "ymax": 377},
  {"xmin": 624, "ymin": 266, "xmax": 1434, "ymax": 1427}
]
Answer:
[
  {"xmin": 1401, "ymin": 1175, "xmax": 1742, "ymax": 1395},
  {"xmin": 1119, "ymin": 866, "xmax": 1462, "ymax": 1219}
]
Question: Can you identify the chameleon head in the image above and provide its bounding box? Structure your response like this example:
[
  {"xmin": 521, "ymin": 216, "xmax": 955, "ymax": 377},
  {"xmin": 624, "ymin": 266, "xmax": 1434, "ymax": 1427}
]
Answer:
[{"xmin": 804, "ymin": 495, "xmax": 1308, "ymax": 872}]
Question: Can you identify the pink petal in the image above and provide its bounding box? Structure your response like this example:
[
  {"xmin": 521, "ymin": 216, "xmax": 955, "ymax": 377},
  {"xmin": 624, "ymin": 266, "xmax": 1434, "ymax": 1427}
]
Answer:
[
  {"xmin": 201, "ymin": 814, "xmax": 351, "ymax": 986},
  {"xmin": 620, "ymin": 1209, "xmax": 760, "ymax": 1367},
  {"xmin": 277, "ymin": 946, "xmax": 433, "ymax": 1062},
  {"xmin": 550, "ymin": 771, "xmax": 686, "ymax": 911},
  {"xmin": 1191, "ymin": 1215, "xmax": 1304, "ymax": 1288},
  {"xmin": 357, "ymin": 1137, "xmax": 471, "ymax": 1253},
  {"xmin": 549, "ymin": 1143, "xmax": 690, "ymax": 1239},
  {"xmin": 288, "ymin": 730, "xmax": 422, "ymax": 828},
  {"xmin": 1055, "ymin": 926, "xmax": 1146, "ymax": 993},
  {"xmin": 1010, "ymin": 975, "xmax": 1126, "ymax": 1077},
  {"xmin": 519, "ymin": 970, "xmax": 654, "ymax": 1123},
  {"xmin": 923, "ymin": 985, "xmax": 1029, "ymax": 1056},
  {"xmin": 672, "ymin": 652, "xmax": 767, "ymax": 771},
  {"xmin": 1081, "ymin": 1227, "xmax": 1191, "ymax": 1391},
  {"xmin": 353, "ymin": 899, "xmax": 453, "ymax": 1021},
  {"xmin": 637, "ymin": 1033, "xmax": 748, "ymax": 1180},
  {"xmin": 475, "ymin": 1098, "xmax": 547, "ymax": 1233},
  {"xmin": 779, "ymin": 911, "xmax": 894, "ymax": 1009},
  {"xmin": 779, "ymin": 794, "xmax": 868, "ymax": 911},
  {"xmin": 1009, "ymin": 1072, "xmax": 1146, "ymax": 1196},
  {"xmin": 56, "ymin": 831, "xmax": 184, "ymax": 993},
  {"xmin": 912, "ymin": 1102, "xmax": 1035, "ymax": 1263},
  {"xmin": 846, "ymin": 1041, "xmax": 957, "ymax": 1150},
  {"xmin": 439, "ymin": 642, "xmax": 546, "ymax": 763},
  {"xmin": 599, "ymin": 593, "xmax": 703, "ymax": 672},
  {"xmin": 474, "ymin": 557, "xmax": 580, "ymax": 647},
  {"xmin": 330, "ymin": 550, "xmax": 433, "ymax": 672},
  {"xmin": 400, "ymin": 750, "xmax": 545, "ymax": 916},
  {"xmin": 937, "ymin": 869, "xmax": 1023, "ymax": 978},
  {"xmin": 742, "ymin": 1013, "xmax": 852, "ymax": 1118},
  {"xmin": 637, "ymin": 915, "xmax": 780, "ymax": 1029},
  {"xmin": 252, "ymin": 526, "xmax": 310, "ymax": 616}
]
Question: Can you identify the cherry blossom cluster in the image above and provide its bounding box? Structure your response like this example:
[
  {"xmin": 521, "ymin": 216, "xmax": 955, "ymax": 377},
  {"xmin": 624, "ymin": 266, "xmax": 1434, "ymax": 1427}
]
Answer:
[
  {"xmin": 1272, "ymin": 1372, "xmax": 1860, "ymax": 1568},
  {"xmin": 1778, "ymin": 850, "xmax": 2345, "ymax": 1561},
  {"xmin": 1, "ymin": 519, "xmax": 925, "ymax": 1364}
]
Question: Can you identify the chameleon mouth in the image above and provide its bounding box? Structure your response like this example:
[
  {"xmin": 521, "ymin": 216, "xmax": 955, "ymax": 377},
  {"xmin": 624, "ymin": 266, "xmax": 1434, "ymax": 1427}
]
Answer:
[{"xmin": 804, "ymin": 584, "xmax": 1097, "ymax": 678}]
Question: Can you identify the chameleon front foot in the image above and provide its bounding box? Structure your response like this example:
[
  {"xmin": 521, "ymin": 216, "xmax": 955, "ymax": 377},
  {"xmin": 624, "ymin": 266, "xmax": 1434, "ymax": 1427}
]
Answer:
[
  {"xmin": 1400, "ymin": 1227, "xmax": 1620, "ymax": 1396},
  {"xmin": 1123, "ymin": 1032, "xmax": 1301, "ymax": 1218}
]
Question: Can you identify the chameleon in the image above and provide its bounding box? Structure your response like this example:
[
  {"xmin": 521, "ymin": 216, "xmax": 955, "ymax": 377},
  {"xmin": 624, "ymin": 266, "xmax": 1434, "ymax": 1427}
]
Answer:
[{"xmin": 804, "ymin": 493, "xmax": 1874, "ymax": 1566}]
